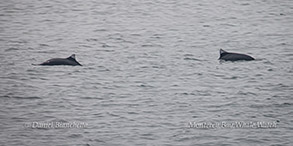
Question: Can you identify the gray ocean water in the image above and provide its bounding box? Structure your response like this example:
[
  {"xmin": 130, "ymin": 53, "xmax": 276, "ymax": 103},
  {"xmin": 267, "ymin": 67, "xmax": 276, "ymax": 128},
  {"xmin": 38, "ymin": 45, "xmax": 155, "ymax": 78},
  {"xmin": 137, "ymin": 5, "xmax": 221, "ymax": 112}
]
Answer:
[{"xmin": 1, "ymin": 0, "xmax": 293, "ymax": 145}]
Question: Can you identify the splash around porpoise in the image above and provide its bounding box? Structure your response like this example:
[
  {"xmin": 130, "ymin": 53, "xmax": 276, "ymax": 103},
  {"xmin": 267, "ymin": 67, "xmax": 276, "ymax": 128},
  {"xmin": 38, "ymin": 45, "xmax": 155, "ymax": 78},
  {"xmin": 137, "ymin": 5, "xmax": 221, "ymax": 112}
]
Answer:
[
  {"xmin": 219, "ymin": 49, "xmax": 255, "ymax": 61},
  {"xmin": 33, "ymin": 54, "xmax": 82, "ymax": 66}
]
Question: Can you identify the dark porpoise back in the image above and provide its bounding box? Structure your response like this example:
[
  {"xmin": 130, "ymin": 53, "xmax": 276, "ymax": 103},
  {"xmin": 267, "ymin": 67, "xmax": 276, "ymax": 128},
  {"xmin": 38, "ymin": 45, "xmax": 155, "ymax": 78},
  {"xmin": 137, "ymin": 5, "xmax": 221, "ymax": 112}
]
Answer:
[
  {"xmin": 38, "ymin": 54, "xmax": 82, "ymax": 66},
  {"xmin": 219, "ymin": 49, "xmax": 254, "ymax": 61}
]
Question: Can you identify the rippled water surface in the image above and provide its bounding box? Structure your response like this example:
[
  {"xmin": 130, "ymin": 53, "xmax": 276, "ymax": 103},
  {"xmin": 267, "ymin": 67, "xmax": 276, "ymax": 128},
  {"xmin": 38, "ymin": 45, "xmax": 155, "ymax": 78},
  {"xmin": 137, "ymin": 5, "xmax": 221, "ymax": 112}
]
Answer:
[{"xmin": 1, "ymin": 0, "xmax": 293, "ymax": 145}]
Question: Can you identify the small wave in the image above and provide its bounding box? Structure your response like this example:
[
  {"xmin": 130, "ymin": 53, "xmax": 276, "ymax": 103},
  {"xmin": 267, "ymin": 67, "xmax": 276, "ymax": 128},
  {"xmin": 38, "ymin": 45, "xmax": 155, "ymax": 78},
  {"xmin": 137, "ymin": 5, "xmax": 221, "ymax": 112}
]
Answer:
[
  {"xmin": 183, "ymin": 57, "xmax": 202, "ymax": 61},
  {"xmin": 176, "ymin": 92, "xmax": 196, "ymax": 96},
  {"xmin": 237, "ymin": 91, "xmax": 257, "ymax": 96},
  {"xmin": 68, "ymin": 134, "xmax": 83, "ymax": 138},
  {"xmin": 94, "ymin": 29, "xmax": 107, "ymax": 32},
  {"xmin": 96, "ymin": 49, "xmax": 115, "ymax": 52},
  {"xmin": 137, "ymin": 84, "xmax": 154, "ymax": 88},
  {"xmin": 80, "ymin": 96, "xmax": 104, "ymax": 100},
  {"xmin": 88, "ymin": 138, "xmax": 106, "ymax": 143},
  {"xmin": 86, "ymin": 38, "xmax": 98, "ymax": 42},
  {"xmin": 141, "ymin": 44, "xmax": 156, "ymax": 47},
  {"xmin": 39, "ymin": 43, "xmax": 50, "ymax": 47},
  {"xmin": 274, "ymin": 102, "xmax": 293, "ymax": 107},
  {"xmin": 5, "ymin": 47, "xmax": 19, "ymax": 52},
  {"xmin": 2, "ymin": 95, "xmax": 41, "ymax": 99},
  {"xmin": 183, "ymin": 54, "xmax": 194, "ymax": 57}
]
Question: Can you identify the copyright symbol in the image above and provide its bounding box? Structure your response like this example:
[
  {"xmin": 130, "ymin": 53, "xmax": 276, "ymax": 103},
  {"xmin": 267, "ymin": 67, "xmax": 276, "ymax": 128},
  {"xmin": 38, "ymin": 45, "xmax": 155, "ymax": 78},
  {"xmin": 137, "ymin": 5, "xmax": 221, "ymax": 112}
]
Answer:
[{"xmin": 23, "ymin": 122, "xmax": 31, "ymax": 128}]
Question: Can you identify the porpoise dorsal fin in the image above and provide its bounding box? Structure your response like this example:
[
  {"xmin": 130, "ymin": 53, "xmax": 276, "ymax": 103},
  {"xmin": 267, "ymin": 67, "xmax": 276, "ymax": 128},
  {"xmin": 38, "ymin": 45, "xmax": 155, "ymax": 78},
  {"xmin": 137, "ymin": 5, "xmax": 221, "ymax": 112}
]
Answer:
[
  {"xmin": 67, "ymin": 54, "xmax": 82, "ymax": 65},
  {"xmin": 68, "ymin": 54, "xmax": 76, "ymax": 60},
  {"xmin": 219, "ymin": 49, "xmax": 229, "ymax": 59},
  {"xmin": 220, "ymin": 49, "xmax": 228, "ymax": 55}
]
